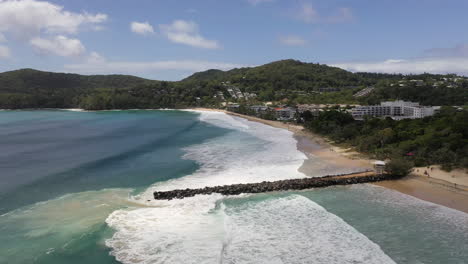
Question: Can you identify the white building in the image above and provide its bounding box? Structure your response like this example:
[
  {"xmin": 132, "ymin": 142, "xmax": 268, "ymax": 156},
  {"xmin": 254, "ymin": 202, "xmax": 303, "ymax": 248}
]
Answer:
[{"xmin": 352, "ymin": 101, "xmax": 439, "ymax": 120}]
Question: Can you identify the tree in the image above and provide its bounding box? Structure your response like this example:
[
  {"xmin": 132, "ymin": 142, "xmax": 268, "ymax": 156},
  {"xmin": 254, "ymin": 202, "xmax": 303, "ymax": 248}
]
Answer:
[{"xmin": 385, "ymin": 158, "xmax": 414, "ymax": 177}]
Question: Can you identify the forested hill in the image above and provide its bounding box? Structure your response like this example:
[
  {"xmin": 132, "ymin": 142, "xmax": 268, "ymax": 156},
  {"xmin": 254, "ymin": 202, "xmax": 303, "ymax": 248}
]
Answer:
[
  {"xmin": 0, "ymin": 69, "xmax": 154, "ymax": 108},
  {"xmin": 183, "ymin": 59, "xmax": 367, "ymax": 88},
  {"xmin": 0, "ymin": 60, "xmax": 467, "ymax": 110}
]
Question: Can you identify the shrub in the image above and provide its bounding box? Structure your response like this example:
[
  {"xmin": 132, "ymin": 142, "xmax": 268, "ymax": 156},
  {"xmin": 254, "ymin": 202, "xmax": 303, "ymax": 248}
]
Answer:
[{"xmin": 385, "ymin": 158, "xmax": 414, "ymax": 177}]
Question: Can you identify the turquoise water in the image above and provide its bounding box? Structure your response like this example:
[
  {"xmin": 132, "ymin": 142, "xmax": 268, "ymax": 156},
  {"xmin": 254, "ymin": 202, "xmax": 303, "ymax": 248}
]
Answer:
[
  {"xmin": 0, "ymin": 110, "xmax": 467, "ymax": 264},
  {"xmin": 0, "ymin": 110, "xmax": 228, "ymax": 264}
]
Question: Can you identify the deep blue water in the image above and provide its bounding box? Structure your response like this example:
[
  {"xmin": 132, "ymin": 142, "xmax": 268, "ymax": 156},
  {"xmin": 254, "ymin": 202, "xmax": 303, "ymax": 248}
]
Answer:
[{"xmin": 0, "ymin": 110, "xmax": 227, "ymax": 214}]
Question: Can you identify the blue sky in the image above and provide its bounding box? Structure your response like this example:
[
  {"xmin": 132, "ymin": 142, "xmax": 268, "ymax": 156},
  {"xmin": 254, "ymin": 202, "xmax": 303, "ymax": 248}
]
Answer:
[{"xmin": 0, "ymin": 0, "xmax": 468, "ymax": 80}]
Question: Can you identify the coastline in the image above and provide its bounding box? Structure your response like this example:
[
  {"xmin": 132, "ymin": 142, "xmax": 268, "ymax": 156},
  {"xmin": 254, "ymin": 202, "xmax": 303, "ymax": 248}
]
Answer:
[
  {"xmin": 191, "ymin": 108, "xmax": 468, "ymax": 214},
  {"xmin": 9, "ymin": 107, "xmax": 466, "ymax": 213}
]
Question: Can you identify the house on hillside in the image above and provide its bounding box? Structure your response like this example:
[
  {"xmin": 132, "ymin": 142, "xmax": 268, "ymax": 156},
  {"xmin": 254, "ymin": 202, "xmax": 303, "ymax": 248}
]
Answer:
[{"xmin": 274, "ymin": 107, "xmax": 296, "ymax": 121}]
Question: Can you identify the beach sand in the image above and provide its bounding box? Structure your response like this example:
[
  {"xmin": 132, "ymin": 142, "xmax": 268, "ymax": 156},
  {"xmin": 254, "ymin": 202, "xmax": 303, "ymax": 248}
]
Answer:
[
  {"xmin": 192, "ymin": 108, "xmax": 468, "ymax": 214},
  {"xmin": 375, "ymin": 176, "xmax": 468, "ymax": 213}
]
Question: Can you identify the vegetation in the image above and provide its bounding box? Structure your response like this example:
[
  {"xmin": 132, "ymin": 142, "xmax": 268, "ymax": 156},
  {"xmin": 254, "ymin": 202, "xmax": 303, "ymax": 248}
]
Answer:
[
  {"xmin": 0, "ymin": 60, "xmax": 466, "ymax": 110},
  {"xmin": 385, "ymin": 159, "xmax": 414, "ymax": 177},
  {"xmin": 361, "ymin": 82, "xmax": 468, "ymax": 106},
  {"xmin": 302, "ymin": 107, "xmax": 468, "ymax": 169}
]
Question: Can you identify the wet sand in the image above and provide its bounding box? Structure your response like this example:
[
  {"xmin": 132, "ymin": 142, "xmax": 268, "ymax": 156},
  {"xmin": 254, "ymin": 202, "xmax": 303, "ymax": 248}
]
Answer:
[{"xmin": 375, "ymin": 176, "xmax": 468, "ymax": 213}]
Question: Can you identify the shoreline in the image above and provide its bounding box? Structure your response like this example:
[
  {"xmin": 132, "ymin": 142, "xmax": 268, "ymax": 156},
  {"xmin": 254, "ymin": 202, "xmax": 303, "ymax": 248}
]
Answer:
[
  {"xmin": 7, "ymin": 107, "xmax": 467, "ymax": 213},
  {"xmin": 191, "ymin": 108, "xmax": 468, "ymax": 214}
]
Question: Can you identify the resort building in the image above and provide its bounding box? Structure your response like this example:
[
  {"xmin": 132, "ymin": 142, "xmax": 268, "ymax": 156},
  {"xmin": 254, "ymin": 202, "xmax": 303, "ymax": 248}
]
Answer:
[
  {"xmin": 274, "ymin": 107, "xmax": 296, "ymax": 121},
  {"xmin": 351, "ymin": 101, "xmax": 440, "ymax": 120}
]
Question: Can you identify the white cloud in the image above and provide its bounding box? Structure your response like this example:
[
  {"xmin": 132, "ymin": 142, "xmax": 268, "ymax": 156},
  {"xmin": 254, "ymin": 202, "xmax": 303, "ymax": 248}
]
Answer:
[
  {"xmin": 327, "ymin": 7, "xmax": 355, "ymax": 23},
  {"xmin": 65, "ymin": 56, "xmax": 245, "ymax": 77},
  {"xmin": 296, "ymin": 3, "xmax": 319, "ymax": 23},
  {"xmin": 247, "ymin": 0, "xmax": 274, "ymax": 6},
  {"xmin": 0, "ymin": 33, "xmax": 6, "ymax": 42},
  {"xmin": 86, "ymin": 51, "xmax": 106, "ymax": 64},
  {"xmin": 130, "ymin": 21, "xmax": 155, "ymax": 35},
  {"xmin": 0, "ymin": 0, "xmax": 107, "ymax": 39},
  {"xmin": 294, "ymin": 3, "xmax": 354, "ymax": 24},
  {"xmin": 30, "ymin": 35, "xmax": 86, "ymax": 57},
  {"xmin": 279, "ymin": 35, "xmax": 307, "ymax": 46},
  {"xmin": 331, "ymin": 57, "xmax": 468, "ymax": 76},
  {"xmin": 160, "ymin": 20, "xmax": 219, "ymax": 49},
  {"xmin": 0, "ymin": 45, "xmax": 10, "ymax": 58}
]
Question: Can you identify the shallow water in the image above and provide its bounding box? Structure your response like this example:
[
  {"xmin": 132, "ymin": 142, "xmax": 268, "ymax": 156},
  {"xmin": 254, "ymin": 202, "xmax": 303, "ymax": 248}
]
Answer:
[{"xmin": 0, "ymin": 110, "xmax": 467, "ymax": 264}]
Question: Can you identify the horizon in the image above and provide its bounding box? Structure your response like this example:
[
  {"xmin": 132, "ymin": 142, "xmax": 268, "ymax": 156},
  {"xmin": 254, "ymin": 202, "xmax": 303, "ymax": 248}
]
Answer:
[{"xmin": 1, "ymin": 0, "xmax": 468, "ymax": 80}]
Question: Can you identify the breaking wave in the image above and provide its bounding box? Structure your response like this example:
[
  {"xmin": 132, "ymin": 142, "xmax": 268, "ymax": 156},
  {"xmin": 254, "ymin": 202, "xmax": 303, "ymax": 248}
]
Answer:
[{"xmin": 105, "ymin": 111, "xmax": 395, "ymax": 263}]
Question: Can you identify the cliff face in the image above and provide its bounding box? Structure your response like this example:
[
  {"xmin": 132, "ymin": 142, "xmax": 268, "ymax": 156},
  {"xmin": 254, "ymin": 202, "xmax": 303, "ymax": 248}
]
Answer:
[{"xmin": 153, "ymin": 172, "xmax": 400, "ymax": 200}]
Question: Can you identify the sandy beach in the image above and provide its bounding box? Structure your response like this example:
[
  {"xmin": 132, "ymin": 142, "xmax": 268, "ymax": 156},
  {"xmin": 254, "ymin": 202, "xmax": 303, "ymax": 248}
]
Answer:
[{"xmin": 192, "ymin": 108, "xmax": 468, "ymax": 214}]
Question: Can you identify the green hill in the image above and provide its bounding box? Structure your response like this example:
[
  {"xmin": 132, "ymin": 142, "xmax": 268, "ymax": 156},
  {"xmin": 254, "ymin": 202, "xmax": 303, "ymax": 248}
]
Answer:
[
  {"xmin": 0, "ymin": 60, "xmax": 466, "ymax": 110},
  {"xmin": 0, "ymin": 69, "xmax": 153, "ymax": 108},
  {"xmin": 183, "ymin": 59, "xmax": 365, "ymax": 89}
]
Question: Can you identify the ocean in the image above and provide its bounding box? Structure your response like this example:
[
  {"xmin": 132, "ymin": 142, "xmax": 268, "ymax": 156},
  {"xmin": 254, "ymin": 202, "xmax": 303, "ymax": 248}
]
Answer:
[{"xmin": 0, "ymin": 110, "xmax": 467, "ymax": 264}]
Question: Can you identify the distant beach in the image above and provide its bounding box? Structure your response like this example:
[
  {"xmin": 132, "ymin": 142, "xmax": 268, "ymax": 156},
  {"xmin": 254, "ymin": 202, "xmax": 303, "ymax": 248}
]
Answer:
[{"xmin": 192, "ymin": 108, "xmax": 468, "ymax": 214}]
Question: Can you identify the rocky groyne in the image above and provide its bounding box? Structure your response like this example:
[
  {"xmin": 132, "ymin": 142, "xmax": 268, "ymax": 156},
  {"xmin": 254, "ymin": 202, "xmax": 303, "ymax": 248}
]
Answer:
[{"xmin": 153, "ymin": 172, "xmax": 400, "ymax": 200}]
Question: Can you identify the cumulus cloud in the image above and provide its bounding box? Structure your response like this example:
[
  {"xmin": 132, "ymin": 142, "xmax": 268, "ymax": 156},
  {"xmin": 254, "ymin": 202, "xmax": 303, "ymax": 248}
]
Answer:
[
  {"xmin": 160, "ymin": 20, "xmax": 219, "ymax": 49},
  {"xmin": 331, "ymin": 57, "xmax": 468, "ymax": 76},
  {"xmin": 130, "ymin": 21, "xmax": 155, "ymax": 35},
  {"xmin": 65, "ymin": 56, "xmax": 245, "ymax": 77},
  {"xmin": 0, "ymin": 45, "xmax": 10, "ymax": 58},
  {"xmin": 279, "ymin": 35, "xmax": 307, "ymax": 46},
  {"xmin": 0, "ymin": 0, "xmax": 107, "ymax": 39},
  {"xmin": 247, "ymin": 0, "xmax": 274, "ymax": 6},
  {"xmin": 30, "ymin": 35, "xmax": 86, "ymax": 57}
]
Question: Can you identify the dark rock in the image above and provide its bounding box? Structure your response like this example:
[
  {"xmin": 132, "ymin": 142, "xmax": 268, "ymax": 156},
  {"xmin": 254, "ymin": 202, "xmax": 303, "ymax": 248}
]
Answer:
[{"xmin": 153, "ymin": 172, "xmax": 400, "ymax": 200}]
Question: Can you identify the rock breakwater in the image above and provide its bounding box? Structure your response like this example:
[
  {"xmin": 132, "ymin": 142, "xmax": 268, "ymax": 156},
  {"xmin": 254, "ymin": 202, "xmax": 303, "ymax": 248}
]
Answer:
[{"xmin": 153, "ymin": 172, "xmax": 401, "ymax": 200}]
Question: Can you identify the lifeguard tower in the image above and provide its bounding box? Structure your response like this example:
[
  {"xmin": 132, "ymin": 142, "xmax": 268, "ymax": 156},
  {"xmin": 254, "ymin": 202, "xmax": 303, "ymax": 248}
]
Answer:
[{"xmin": 373, "ymin": 161, "xmax": 386, "ymax": 175}]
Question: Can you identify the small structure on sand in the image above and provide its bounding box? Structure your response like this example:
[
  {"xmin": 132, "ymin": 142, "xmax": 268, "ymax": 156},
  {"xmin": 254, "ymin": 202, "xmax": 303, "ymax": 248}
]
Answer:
[{"xmin": 373, "ymin": 161, "xmax": 386, "ymax": 174}]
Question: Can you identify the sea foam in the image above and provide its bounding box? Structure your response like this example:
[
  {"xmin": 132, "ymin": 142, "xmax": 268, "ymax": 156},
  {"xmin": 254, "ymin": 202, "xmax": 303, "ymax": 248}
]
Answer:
[
  {"xmin": 105, "ymin": 111, "xmax": 395, "ymax": 264},
  {"xmin": 221, "ymin": 195, "xmax": 395, "ymax": 264}
]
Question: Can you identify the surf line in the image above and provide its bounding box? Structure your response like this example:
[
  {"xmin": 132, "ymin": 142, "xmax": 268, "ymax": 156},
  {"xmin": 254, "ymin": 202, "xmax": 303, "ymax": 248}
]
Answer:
[{"xmin": 153, "ymin": 171, "xmax": 401, "ymax": 200}]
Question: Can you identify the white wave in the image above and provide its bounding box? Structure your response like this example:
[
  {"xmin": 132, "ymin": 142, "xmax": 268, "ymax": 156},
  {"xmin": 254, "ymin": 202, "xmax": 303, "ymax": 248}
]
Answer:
[
  {"xmin": 106, "ymin": 194, "xmax": 226, "ymax": 264},
  {"xmin": 221, "ymin": 194, "xmax": 395, "ymax": 264},
  {"xmin": 105, "ymin": 194, "xmax": 395, "ymax": 264},
  {"xmin": 105, "ymin": 111, "xmax": 394, "ymax": 264},
  {"xmin": 61, "ymin": 108, "xmax": 86, "ymax": 112},
  {"xmin": 187, "ymin": 110, "xmax": 250, "ymax": 130},
  {"xmin": 135, "ymin": 111, "xmax": 307, "ymax": 202}
]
